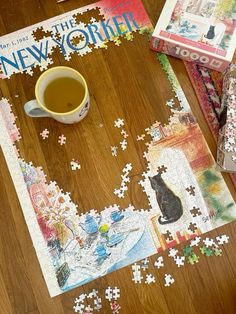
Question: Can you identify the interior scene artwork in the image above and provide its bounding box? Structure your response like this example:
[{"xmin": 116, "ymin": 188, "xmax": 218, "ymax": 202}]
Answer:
[{"xmin": 166, "ymin": 0, "xmax": 236, "ymax": 50}]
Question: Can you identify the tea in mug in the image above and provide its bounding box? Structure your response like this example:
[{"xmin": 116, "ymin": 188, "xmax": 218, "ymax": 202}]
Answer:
[{"xmin": 44, "ymin": 77, "xmax": 85, "ymax": 113}]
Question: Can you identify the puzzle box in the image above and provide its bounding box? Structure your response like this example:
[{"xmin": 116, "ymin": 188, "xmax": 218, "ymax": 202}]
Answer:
[{"xmin": 151, "ymin": 0, "xmax": 236, "ymax": 72}]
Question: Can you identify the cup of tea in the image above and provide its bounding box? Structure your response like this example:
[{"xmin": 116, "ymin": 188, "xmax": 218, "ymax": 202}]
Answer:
[{"xmin": 24, "ymin": 66, "xmax": 90, "ymax": 124}]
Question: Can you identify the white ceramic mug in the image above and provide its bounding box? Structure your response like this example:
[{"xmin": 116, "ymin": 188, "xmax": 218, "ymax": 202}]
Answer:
[{"xmin": 24, "ymin": 66, "xmax": 90, "ymax": 124}]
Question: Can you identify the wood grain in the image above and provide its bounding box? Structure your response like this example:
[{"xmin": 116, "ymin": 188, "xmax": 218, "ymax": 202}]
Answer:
[{"xmin": 0, "ymin": 0, "xmax": 236, "ymax": 313}]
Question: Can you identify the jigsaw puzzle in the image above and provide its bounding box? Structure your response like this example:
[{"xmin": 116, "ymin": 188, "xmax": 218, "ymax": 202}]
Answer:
[
  {"xmin": 139, "ymin": 57, "xmax": 236, "ymax": 253},
  {"xmin": 0, "ymin": 0, "xmax": 153, "ymax": 78},
  {"xmin": 1, "ymin": 50, "xmax": 236, "ymax": 297},
  {"xmin": 0, "ymin": 0, "xmax": 235, "ymax": 299}
]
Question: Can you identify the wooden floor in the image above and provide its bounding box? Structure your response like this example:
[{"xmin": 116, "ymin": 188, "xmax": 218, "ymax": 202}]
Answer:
[{"xmin": 0, "ymin": 0, "xmax": 236, "ymax": 313}]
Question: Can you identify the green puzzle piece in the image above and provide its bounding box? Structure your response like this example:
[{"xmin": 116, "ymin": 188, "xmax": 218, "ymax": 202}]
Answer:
[
  {"xmin": 187, "ymin": 253, "xmax": 199, "ymax": 265},
  {"xmin": 200, "ymin": 246, "xmax": 213, "ymax": 257},
  {"xmin": 183, "ymin": 246, "xmax": 193, "ymax": 256},
  {"xmin": 213, "ymin": 248, "xmax": 223, "ymax": 256}
]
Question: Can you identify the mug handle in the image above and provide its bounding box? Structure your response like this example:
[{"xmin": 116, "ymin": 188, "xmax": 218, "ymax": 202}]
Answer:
[{"xmin": 24, "ymin": 100, "xmax": 51, "ymax": 118}]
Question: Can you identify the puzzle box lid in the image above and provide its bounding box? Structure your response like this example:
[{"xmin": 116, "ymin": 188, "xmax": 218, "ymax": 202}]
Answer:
[{"xmin": 152, "ymin": 0, "xmax": 236, "ymax": 62}]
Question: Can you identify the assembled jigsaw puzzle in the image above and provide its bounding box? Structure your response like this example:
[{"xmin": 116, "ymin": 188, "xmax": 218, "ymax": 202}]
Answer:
[{"xmin": 0, "ymin": 0, "xmax": 235, "ymax": 298}]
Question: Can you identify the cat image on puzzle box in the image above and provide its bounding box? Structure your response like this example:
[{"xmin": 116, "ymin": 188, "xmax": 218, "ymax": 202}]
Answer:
[{"xmin": 149, "ymin": 173, "xmax": 183, "ymax": 225}]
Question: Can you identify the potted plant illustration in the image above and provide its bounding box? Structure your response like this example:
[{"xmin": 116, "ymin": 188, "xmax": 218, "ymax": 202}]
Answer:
[{"xmin": 213, "ymin": 0, "xmax": 235, "ymax": 20}]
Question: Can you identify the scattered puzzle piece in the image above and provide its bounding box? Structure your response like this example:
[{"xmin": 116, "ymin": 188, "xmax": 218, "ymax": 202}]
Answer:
[
  {"xmin": 94, "ymin": 296, "xmax": 102, "ymax": 311},
  {"xmin": 70, "ymin": 159, "xmax": 81, "ymax": 171},
  {"xmin": 168, "ymin": 248, "xmax": 178, "ymax": 258},
  {"xmin": 120, "ymin": 184, "xmax": 128, "ymax": 191},
  {"xmin": 200, "ymin": 245, "xmax": 213, "ymax": 257},
  {"xmin": 213, "ymin": 248, "xmax": 223, "ymax": 256},
  {"xmin": 137, "ymin": 134, "xmax": 145, "ymax": 141},
  {"xmin": 75, "ymin": 294, "xmax": 87, "ymax": 304},
  {"xmin": 114, "ymin": 118, "xmax": 124, "ymax": 128},
  {"xmin": 145, "ymin": 274, "xmax": 156, "ymax": 284},
  {"xmin": 105, "ymin": 287, "xmax": 113, "ymax": 302},
  {"xmin": 40, "ymin": 128, "xmax": 49, "ymax": 140},
  {"xmin": 187, "ymin": 253, "xmax": 199, "ymax": 265},
  {"xmin": 141, "ymin": 258, "xmax": 149, "ymax": 271},
  {"xmin": 121, "ymin": 129, "xmax": 129, "ymax": 138},
  {"xmin": 164, "ymin": 274, "xmax": 175, "ymax": 287},
  {"xmin": 132, "ymin": 263, "xmax": 143, "ymax": 283},
  {"xmin": 154, "ymin": 256, "xmax": 164, "ymax": 269},
  {"xmin": 132, "ymin": 272, "xmax": 143, "ymax": 283},
  {"xmin": 183, "ymin": 246, "xmax": 192, "ymax": 256},
  {"xmin": 123, "ymin": 163, "xmax": 132, "ymax": 173},
  {"xmin": 190, "ymin": 236, "xmax": 201, "ymax": 247},
  {"xmin": 113, "ymin": 287, "xmax": 120, "ymax": 300},
  {"xmin": 111, "ymin": 146, "xmax": 118, "ymax": 157},
  {"xmin": 121, "ymin": 175, "xmax": 130, "ymax": 183},
  {"xmin": 110, "ymin": 301, "xmax": 121, "ymax": 314},
  {"xmin": 132, "ymin": 263, "xmax": 141, "ymax": 272},
  {"xmin": 73, "ymin": 293, "xmax": 87, "ymax": 313},
  {"xmin": 87, "ymin": 289, "xmax": 98, "ymax": 299},
  {"xmin": 120, "ymin": 139, "xmax": 127, "ymax": 151},
  {"xmin": 73, "ymin": 303, "xmax": 85, "ymax": 313},
  {"xmin": 203, "ymin": 238, "xmax": 217, "ymax": 248},
  {"xmin": 174, "ymin": 256, "xmax": 185, "ymax": 267},
  {"xmin": 58, "ymin": 134, "xmax": 66, "ymax": 145},
  {"xmin": 84, "ymin": 305, "xmax": 93, "ymax": 313},
  {"xmin": 216, "ymin": 234, "xmax": 230, "ymax": 245}
]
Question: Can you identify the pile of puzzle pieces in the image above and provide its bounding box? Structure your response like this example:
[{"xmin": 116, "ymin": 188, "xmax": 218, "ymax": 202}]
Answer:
[
  {"xmin": 73, "ymin": 287, "xmax": 121, "ymax": 314},
  {"xmin": 111, "ymin": 118, "xmax": 129, "ymax": 157},
  {"xmin": 131, "ymin": 234, "xmax": 230, "ymax": 287},
  {"xmin": 72, "ymin": 234, "xmax": 230, "ymax": 312},
  {"xmin": 113, "ymin": 163, "xmax": 133, "ymax": 198}
]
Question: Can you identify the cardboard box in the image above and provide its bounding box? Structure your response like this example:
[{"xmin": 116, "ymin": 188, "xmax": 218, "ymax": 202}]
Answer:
[{"xmin": 151, "ymin": 0, "xmax": 236, "ymax": 72}]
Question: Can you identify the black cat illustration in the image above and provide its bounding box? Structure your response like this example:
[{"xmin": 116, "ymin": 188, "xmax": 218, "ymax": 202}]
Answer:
[
  {"xmin": 205, "ymin": 25, "xmax": 215, "ymax": 40},
  {"xmin": 149, "ymin": 173, "xmax": 183, "ymax": 225}
]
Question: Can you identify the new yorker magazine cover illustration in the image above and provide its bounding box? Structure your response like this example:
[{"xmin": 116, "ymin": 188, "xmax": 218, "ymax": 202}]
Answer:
[{"xmin": 0, "ymin": 0, "xmax": 235, "ymax": 297}]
